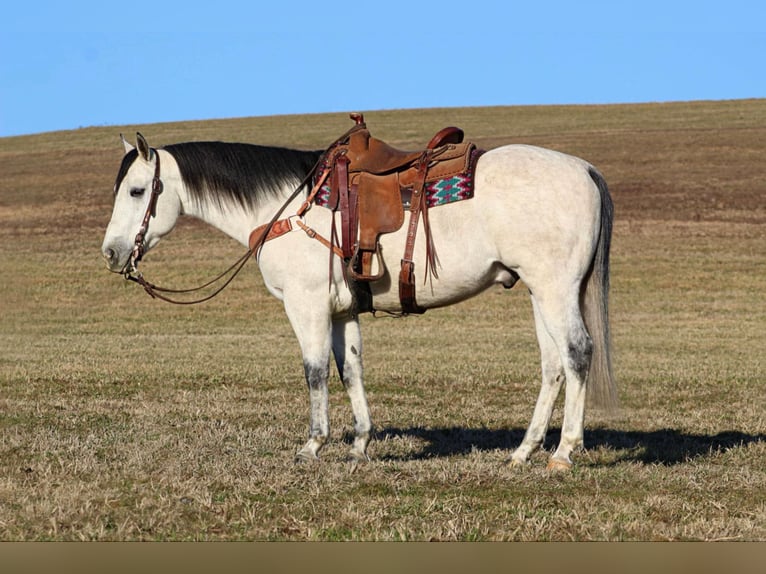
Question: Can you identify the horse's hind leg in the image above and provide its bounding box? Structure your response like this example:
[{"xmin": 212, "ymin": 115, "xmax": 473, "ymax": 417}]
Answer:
[
  {"xmin": 550, "ymin": 314, "xmax": 592, "ymax": 471},
  {"xmin": 508, "ymin": 297, "xmax": 565, "ymax": 467},
  {"xmin": 515, "ymin": 286, "xmax": 593, "ymax": 471},
  {"xmin": 332, "ymin": 316, "xmax": 372, "ymax": 461}
]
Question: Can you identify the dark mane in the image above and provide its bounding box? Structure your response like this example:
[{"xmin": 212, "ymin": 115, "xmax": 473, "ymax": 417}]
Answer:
[{"xmin": 163, "ymin": 142, "xmax": 322, "ymax": 211}]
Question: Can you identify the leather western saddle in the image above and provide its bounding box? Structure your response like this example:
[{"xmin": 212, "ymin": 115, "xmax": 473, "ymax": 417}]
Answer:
[
  {"xmin": 319, "ymin": 113, "xmax": 478, "ymax": 314},
  {"xmin": 249, "ymin": 113, "xmax": 481, "ymax": 315}
]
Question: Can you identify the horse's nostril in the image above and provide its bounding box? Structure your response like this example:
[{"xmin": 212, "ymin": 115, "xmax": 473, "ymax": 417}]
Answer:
[{"xmin": 103, "ymin": 248, "xmax": 116, "ymax": 264}]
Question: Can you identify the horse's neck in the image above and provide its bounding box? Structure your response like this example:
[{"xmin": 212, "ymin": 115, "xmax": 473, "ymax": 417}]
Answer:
[
  {"xmin": 175, "ymin": 181, "xmax": 296, "ymax": 248},
  {"xmin": 157, "ymin": 150, "xmax": 306, "ymax": 248}
]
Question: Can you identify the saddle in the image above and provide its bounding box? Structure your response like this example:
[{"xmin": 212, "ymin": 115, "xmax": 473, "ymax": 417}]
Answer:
[
  {"xmin": 248, "ymin": 113, "xmax": 481, "ymax": 315},
  {"xmin": 320, "ymin": 113, "xmax": 477, "ymax": 314}
]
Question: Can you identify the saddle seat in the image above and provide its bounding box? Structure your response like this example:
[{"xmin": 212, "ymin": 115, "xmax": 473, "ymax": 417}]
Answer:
[{"xmin": 343, "ymin": 112, "xmax": 465, "ymax": 174}]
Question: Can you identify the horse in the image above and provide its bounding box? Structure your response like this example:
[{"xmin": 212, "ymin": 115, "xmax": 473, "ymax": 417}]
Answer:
[{"xmin": 101, "ymin": 126, "xmax": 616, "ymax": 471}]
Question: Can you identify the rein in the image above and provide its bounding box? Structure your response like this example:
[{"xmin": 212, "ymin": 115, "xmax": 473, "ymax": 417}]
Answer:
[{"xmin": 122, "ymin": 147, "xmax": 321, "ymax": 305}]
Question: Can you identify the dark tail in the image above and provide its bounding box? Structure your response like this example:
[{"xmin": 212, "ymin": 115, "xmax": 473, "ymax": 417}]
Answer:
[{"xmin": 582, "ymin": 167, "xmax": 618, "ymax": 410}]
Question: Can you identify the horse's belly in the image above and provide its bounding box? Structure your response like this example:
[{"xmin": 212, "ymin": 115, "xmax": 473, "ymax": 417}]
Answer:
[{"xmin": 369, "ymin": 201, "xmax": 505, "ymax": 312}]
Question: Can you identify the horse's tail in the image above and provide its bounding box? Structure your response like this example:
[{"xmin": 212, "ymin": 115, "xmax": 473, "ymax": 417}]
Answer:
[{"xmin": 583, "ymin": 167, "xmax": 618, "ymax": 411}]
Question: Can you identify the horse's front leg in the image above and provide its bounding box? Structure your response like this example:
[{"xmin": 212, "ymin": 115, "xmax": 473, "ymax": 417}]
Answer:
[
  {"xmin": 332, "ymin": 315, "xmax": 372, "ymax": 462},
  {"xmin": 284, "ymin": 298, "xmax": 333, "ymax": 463},
  {"xmin": 298, "ymin": 360, "xmax": 331, "ymax": 462}
]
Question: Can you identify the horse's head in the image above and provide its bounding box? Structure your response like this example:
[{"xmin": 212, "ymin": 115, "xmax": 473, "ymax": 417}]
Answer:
[{"xmin": 101, "ymin": 133, "xmax": 181, "ymax": 273}]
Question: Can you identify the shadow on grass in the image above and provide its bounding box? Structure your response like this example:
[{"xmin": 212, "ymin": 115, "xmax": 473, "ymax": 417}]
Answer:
[{"xmin": 374, "ymin": 426, "xmax": 766, "ymax": 466}]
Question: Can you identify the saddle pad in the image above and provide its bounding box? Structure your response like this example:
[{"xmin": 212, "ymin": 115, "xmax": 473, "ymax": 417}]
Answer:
[{"xmin": 425, "ymin": 147, "xmax": 484, "ymax": 208}]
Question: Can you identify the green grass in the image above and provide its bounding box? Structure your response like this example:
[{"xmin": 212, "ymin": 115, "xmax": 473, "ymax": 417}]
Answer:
[{"xmin": 0, "ymin": 100, "xmax": 764, "ymax": 540}]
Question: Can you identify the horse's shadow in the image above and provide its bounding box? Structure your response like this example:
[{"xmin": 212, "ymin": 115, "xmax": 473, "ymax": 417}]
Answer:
[{"xmin": 370, "ymin": 426, "xmax": 765, "ymax": 465}]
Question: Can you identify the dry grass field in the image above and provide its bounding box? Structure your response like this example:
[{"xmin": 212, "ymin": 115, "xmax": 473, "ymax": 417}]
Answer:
[{"xmin": 0, "ymin": 100, "xmax": 764, "ymax": 541}]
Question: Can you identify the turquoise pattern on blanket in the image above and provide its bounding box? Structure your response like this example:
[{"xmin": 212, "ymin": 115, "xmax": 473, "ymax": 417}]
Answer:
[{"xmin": 425, "ymin": 173, "xmax": 473, "ymax": 207}]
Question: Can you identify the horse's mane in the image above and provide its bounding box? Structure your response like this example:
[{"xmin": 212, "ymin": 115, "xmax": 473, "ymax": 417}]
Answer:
[
  {"xmin": 164, "ymin": 141, "xmax": 322, "ymax": 212},
  {"xmin": 113, "ymin": 142, "xmax": 322, "ymax": 212}
]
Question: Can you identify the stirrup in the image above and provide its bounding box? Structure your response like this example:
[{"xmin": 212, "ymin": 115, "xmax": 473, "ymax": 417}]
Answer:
[{"xmin": 348, "ymin": 247, "xmax": 386, "ymax": 282}]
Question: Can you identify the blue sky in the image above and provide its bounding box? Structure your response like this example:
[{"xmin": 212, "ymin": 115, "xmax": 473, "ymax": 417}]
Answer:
[{"xmin": 1, "ymin": 1, "xmax": 764, "ymax": 137}]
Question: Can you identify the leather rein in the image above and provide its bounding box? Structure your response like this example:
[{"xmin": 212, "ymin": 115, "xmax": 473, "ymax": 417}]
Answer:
[{"xmin": 122, "ymin": 147, "xmax": 323, "ymax": 305}]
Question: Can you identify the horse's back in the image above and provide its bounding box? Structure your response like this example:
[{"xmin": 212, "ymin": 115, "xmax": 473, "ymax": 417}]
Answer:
[{"xmin": 476, "ymin": 144, "xmax": 600, "ymax": 219}]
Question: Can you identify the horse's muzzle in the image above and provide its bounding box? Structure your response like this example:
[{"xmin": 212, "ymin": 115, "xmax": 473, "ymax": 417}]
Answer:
[{"xmin": 102, "ymin": 247, "xmax": 126, "ymax": 273}]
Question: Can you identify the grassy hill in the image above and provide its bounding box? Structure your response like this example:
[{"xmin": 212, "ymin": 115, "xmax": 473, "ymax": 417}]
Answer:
[{"xmin": 0, "ymin": 100, "xmax": 764, "ymax": 540}]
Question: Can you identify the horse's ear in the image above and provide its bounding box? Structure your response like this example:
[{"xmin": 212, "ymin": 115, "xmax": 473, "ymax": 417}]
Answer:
[
  {"xmin": 136, "ymin": 132, "xmax": 153, "ymax": 161},
  {"xmin": 120, "ymin": 133, "xmax": 135, "ymax": 154}
]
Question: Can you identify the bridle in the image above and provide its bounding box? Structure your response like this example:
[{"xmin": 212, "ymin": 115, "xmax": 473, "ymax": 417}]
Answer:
[
  {"xmin": 123, "ymin": 148, "xmax": 164, "ymax": 276},
  {"xmin": 120, "ymin": 146, "xmax": 323, "ymax": 305}
]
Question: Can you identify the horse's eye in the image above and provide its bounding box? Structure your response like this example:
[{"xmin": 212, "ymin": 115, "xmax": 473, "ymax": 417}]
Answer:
[{"xmin": 129, "ymin": 187, "xmax": 145, "ymax": 197}]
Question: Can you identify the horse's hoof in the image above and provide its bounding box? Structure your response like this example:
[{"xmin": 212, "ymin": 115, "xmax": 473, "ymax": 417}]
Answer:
[
  {"xmin": 295, "ymin": 450, "xmax": 320, "ymax": 464},
  {"xmin": 546, "ymin": 458, "xmax": 573, "ymax": 472},
  {"xmin": 347, "ymin": 449, "xmax": 369, "ymax": 463},
  {"xmin": 506, "ymin": 457, "xmax": 529, "ymax": 470}
]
